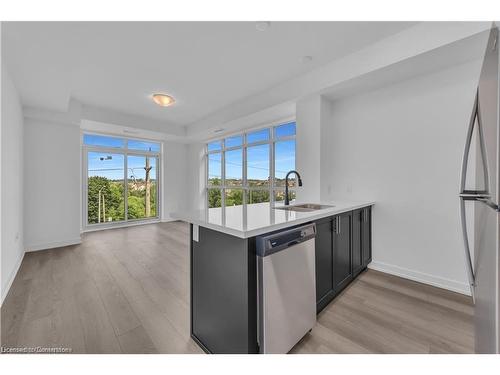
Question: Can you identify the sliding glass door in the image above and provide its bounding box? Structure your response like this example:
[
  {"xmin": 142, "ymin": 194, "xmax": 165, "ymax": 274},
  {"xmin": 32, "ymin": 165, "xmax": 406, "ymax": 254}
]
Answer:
[
  {"xmin": 87, "ymin": 152, "xmax": 126, "ymax": 224},
  {"xmin": 83, "ymin": 134, "xmax": 161, "ymax": 229}
]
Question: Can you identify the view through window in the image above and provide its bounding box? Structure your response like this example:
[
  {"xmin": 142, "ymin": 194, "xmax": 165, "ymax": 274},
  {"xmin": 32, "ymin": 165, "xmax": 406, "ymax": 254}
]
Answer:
[
  {"xmin": 83, "ymin": 134, "xmax": 160, "ymax": 227},
  {"xmin": 206, "ymin": 121, "xmax": 296, "ymax": 209}
]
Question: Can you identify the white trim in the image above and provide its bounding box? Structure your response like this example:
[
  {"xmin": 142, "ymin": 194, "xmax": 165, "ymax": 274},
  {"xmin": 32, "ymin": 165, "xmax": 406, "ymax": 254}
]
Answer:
[
  {"xmin": 83, "ymin": 218, "xmax": 160, "ymax": 233},
  {"xmin": 81, "ymin": 119, "xmax": 174, "ymax": 142},
  {"xmin": 161, "ymin": 218, "xmax": 179, "ymax": 223},
  {"xmin": 25, "ymin": 238, "xmax": 82, "ymax": 252},
  {"xmin": 204, "ymin": 115, "xmax": 295, "ymax": 143},
  {"xmin": 368, "ymin": 260, "xmax": 471, "ymax": 296},
  {"xmin": 1, "ymin": 251, "xmax": 25, "ymax": 306}
]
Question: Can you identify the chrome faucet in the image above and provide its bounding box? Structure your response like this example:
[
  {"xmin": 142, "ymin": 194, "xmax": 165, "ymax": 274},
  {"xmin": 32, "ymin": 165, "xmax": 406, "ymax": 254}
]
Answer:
[{"xmin": 284, "ymin": 170, "xmax": 303, "ymax": 205}]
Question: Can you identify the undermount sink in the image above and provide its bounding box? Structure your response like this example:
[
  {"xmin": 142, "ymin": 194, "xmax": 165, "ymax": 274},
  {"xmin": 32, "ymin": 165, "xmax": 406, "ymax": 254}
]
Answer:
[{"xmin": 274, "ymin": 203, "xmax": 334, "ymax": 212}]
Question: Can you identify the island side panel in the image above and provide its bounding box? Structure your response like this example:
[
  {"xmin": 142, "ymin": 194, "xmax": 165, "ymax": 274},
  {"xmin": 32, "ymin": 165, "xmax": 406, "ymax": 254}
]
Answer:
[{"xmin": 190, "ymin": 224, "xmax": 258, "ymax": 354}]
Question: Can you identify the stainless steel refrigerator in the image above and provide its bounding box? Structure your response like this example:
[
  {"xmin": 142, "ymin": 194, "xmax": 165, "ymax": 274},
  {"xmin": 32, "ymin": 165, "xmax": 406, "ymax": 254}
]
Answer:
[{"xmin": 459, "ymin": 26, "xmax": 500, "ymax": 354}]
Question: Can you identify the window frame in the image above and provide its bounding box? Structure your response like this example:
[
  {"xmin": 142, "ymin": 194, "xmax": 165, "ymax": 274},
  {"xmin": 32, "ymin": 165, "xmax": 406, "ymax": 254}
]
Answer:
[
  {"xmin": 205, "ymin": 119, "xmax": 296, "ymax": 209},
  {"xmin": 82, "ymin": 131, "xmax": 162, "ymax": 231}
]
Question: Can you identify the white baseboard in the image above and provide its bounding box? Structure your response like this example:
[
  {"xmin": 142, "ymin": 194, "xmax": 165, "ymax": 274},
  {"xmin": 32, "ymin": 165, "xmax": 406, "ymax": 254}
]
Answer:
[
  {"xmin": 161, "ymin": 217, "xmax": 177, "ymax": 223},
  {"xmin": 368, "ymin": 260, "xmax": 471, "ymax": 296},
  {"xmin": 25, "ymin": 237, "xmax": 82, "ymax": 252},
  {"xmin": 1, "ymin": 250, "xmax": 25, "ymax": 306},
  {"xmin": 83, "ymin": 219, "xmax": 160, "ymax": 233}
]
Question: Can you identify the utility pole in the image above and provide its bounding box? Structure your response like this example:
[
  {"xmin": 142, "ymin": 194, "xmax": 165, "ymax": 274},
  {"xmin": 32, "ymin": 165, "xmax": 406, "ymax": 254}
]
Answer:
[
  {"xmin": 98, "ymin": 189, "xmax": 101, "ymax": 223},
  {"xmin": 103, "ymin": 193, "xmax": 106, "ymax": 222},
  {"xmin": 144, "ymin": 157, "xmax": 153, "ymax": 217}
]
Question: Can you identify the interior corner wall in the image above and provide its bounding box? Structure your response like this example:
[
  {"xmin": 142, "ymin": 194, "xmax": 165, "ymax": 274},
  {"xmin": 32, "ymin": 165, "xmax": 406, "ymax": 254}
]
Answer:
[
  {"xmin": 24, "ymin": 118, "xmax": 81, "ymax": 251},
  {"xmin": 185, "ymin": 142, "xmax": 206, "ymax": 212},
  {"xmin": 320, "ymin": 59, "xmax": 483, "ymax": 294},
  {"xmin": 162, "ymin": 141, "xmax": 189, "ymax": 221},
  {"xmin": 1, "ymin": 63, "xmax": 24, "ymax": 304},
  {"xmin": 296, "ymin": 94, "xmax": 329, "ymax": 202}
]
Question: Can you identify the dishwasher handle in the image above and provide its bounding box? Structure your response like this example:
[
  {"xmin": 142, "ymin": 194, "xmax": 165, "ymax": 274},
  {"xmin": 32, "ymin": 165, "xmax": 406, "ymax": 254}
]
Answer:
[{"xmin": 256, "ymin": 223, "xmax": 316, "ymax": 257}]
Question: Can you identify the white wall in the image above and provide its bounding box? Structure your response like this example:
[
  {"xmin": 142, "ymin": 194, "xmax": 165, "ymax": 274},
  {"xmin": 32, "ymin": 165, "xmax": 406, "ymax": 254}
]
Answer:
[
  {"xmin": 185, "ymin": 142, "xmax": 207, "ymax": 212},
  {"xmin": 296, "ymin": 95, "xmax": 331, "ymax": 202},
  {"xmin": 1, "ymin": 64, "xmax": 24, "ymax": 303},
  {"xmin": 162, "ymin": 141, "xmax": 189, "ymax": 220},
  {"xmin": 320, "ymin": 60, "xmax": 482, "ymax": 294},
  {"xmin": 24, "ymin": 118, "xmax": 81, "ymax": 251}
]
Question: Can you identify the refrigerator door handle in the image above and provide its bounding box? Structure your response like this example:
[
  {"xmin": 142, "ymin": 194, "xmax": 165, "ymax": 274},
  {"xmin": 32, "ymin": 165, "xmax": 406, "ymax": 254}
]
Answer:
[
  {"xmin": 476, "ymin": 197, "xmax": 499, "ymax": 211},
  {"xmin": 476, "ymin": 92, "xmax": 491, "ymax": 195},
  {"xmin": 459, "ymin": 89, "xmax": 491, "ymax": 196},
  {"xmin": 459, "ymin": 197, "xmax": 476, "ymax": 303},
  {"xmin": 458, "ymin": 88, "xmax": 483, "ymax": 304},
  {"xmin": 459, "ymin": 90, "xmax": 478, "ymax": 194}
]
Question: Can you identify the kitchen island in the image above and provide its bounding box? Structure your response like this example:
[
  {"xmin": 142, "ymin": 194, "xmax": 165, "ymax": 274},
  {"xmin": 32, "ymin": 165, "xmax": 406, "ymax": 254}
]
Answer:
[{"xmin": 172, "ymin": 200, "xmax": 374, "ymax": 354}]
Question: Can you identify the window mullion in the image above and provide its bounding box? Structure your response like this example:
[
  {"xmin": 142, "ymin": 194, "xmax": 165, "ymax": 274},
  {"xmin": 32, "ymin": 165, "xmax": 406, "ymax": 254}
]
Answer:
[
  {"xmin": 221, "ymin": 141, "xmax": 226, "ymax": 209},
  {"xmin": 124, "ymin": 152, "xmax": 128, "ymax": 221},
  {"xmin": 243, "ymin": 135, "xmax": 248, "ymax": 205},
  {"xmin": 271, "ymin": 126, "xmax": 275, "ymax": 205}
]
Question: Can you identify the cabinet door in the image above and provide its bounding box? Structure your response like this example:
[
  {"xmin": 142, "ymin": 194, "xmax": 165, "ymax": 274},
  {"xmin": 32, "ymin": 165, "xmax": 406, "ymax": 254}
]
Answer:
[
  {"xmin": 333, "ymin": 212, "xmax": 352, "ymax": 292},
  {"xmin": 361, "ymin": 207, "xmax": 372, "ymax": 266},
  {"xmin": 351, "ymin": 209, "xmax": 363, "ymax": 276},
  {"xmin": 315, "ymin": 218, "xmax": 335, "ymax": 311}
]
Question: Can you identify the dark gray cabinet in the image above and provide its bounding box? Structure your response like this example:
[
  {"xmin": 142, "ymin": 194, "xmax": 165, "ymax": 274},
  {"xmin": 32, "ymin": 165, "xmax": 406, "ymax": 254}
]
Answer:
[
  {"xmin": 314, "ymin": 206, "xmax": 372, "ymax": 313},
  {"xmin": 315, "ymin": 217, "xmax": 335, "ymax": 312},
  {"xmin": 333, "ymin": 213, "xmax": 352, "ymax": 292},
  {"xmin": 191, "ymin": 226, "xmax": 257, "ymax": 353},
  {"xmin": 361, "ymin": 207, "xmax": 372, "ymax": 266},
  {"xmin": 352, "ymin": 209, "xmax": 364, "ymax": 276}
]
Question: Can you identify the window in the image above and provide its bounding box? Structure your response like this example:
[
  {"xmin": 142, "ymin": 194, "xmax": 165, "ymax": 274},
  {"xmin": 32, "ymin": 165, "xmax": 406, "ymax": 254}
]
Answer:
[
  {"xmin": 83, "ymin": 134, "xmax": 125, "ymax": 148},
  {"xmin": 83, "ymin": 133, "xmax": 161, "ymax": 228},
  {"xmin": 205, "ymin": 121, "xmax": 296, "ymax": 209}
]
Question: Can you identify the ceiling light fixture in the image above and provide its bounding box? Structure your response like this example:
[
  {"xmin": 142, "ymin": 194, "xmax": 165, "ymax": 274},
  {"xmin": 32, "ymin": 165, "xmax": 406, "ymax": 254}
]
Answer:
[
  {"xmin": 255, "ymin": 21, "xmax": 271, "ymax": 32},
  {"xmin": 152, "ymin": 93, "xmax": 175, "ymax": 107}
]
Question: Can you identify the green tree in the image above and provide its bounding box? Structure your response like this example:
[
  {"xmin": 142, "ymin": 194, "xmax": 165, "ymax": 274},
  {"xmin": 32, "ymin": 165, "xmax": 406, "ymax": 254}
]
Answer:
[
  {"xmin": 208, "ymin": 189, "xmax": 221, "ymax": 208},
  {"xmin": 248, "ymin": 190, "xmax": 269, "ymax": 204},
  {"xmin": 225, "ymin": 189, "xmax": 243, "ymax": 206},
  {"xmin": 88, "ymin": 176, "xmax": 124, "ymax": 223},
  {"xmin": 127, "ymin": 195, "xmax": 145, "ymax": 219},
  {"xmin": 127, "ymin": 179, "xmax": 157, "ymax": 218}
]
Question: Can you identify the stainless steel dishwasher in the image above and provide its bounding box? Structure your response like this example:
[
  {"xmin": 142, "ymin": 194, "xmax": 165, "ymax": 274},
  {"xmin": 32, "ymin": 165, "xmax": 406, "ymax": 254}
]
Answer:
[{"xmin": 256, "ymin": 223, "xmax": 317, "ymax": 354}]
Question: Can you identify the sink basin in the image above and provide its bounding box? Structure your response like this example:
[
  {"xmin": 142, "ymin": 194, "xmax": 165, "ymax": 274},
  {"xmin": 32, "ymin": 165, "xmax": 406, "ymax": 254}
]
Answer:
[{"xmin": 274, "ymin": 203, "xmax": 334, "ymax": 212}]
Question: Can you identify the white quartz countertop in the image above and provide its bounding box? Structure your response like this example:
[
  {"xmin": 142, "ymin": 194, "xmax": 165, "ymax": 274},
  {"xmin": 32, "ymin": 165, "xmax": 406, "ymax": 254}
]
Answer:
[{"xmin": 172, "ymin": 200, "xmax": 374, "ymax": 239}]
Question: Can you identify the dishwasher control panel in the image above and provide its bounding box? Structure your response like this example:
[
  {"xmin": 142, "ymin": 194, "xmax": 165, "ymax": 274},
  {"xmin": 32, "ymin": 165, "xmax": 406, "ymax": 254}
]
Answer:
[{"xmin": 256, "ymin": 223, "xmax": 316, "ymax": 256}]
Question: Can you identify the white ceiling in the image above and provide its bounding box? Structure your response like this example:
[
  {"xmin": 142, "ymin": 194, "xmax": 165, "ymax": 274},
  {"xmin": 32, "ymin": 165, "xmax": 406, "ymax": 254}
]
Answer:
[{"xmin": 2, "ymin": 21, "xmax": 416, "ymax": 127}]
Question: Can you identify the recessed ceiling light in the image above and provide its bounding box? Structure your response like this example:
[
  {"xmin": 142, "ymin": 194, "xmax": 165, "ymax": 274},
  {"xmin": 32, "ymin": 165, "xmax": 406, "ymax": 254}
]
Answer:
[
  {"xmin": 152, "ymin": 93, "xmax": 175, "ymax": 107},
  {"xmin": 255, "ymin": 21, "xmax": 271, "ymax": 32},
  {"xmin": 300, "ymin": 55, "xmax": 313, "ymax": 64}
]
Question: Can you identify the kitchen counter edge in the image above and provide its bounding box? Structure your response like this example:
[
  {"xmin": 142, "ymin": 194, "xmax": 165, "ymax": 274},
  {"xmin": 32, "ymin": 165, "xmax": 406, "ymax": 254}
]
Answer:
[{"xmin": 172, "ymin": 201, "xmax": 375, "ymax": 239}]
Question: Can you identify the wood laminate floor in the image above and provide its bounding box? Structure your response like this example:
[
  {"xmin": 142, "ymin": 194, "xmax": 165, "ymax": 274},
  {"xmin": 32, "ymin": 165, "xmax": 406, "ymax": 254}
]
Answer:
[{"xmin": 1, "ymin": 222, "xmax": 474, "ymax": 354}]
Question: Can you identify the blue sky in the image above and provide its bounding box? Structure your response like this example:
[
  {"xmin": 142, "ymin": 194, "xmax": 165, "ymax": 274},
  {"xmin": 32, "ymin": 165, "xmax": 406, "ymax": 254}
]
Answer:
[
  {"xmin": 85, "ymin": 135, "xmax": 158, "ymax": 180},
  {"xmin": 209, "ymin": 139, "xmax": 295, "ymax": 181},
  {"xmin": 208, "ymin": 122, "xmax": 296, "ymax": 182},
  {"xmin": 88, "ymin": 152, "xmax": 156, "ymax": 180},
  {"xmin": 84, "ymin": 127, "xmax": 295, "ymax": 183}
]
